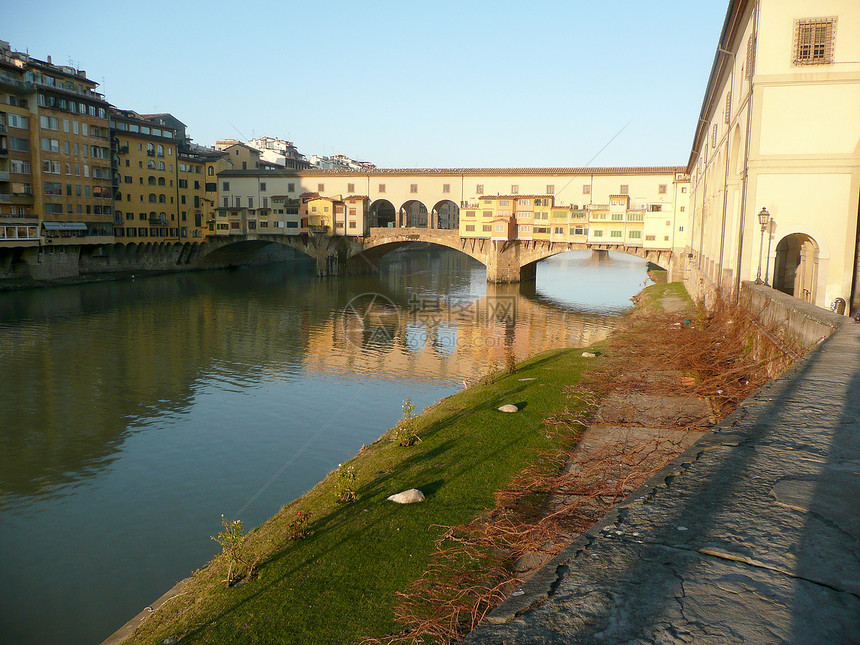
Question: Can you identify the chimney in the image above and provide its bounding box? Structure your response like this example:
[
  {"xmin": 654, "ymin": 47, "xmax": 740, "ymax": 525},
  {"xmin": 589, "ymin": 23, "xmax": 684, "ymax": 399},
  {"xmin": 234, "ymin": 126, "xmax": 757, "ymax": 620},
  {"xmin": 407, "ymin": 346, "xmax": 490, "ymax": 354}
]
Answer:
[{"xmin": 47, "ymin": 55, "xmax": 52, "ymax": 64}]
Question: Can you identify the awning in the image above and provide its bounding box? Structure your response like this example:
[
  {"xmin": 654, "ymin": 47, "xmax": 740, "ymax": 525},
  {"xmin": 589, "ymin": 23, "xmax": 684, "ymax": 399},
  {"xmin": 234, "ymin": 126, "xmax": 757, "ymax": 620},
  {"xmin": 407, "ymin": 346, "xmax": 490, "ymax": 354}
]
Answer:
[{"xmin": 42, "ymin": 222, "xmax": 88, "ymax": 231}]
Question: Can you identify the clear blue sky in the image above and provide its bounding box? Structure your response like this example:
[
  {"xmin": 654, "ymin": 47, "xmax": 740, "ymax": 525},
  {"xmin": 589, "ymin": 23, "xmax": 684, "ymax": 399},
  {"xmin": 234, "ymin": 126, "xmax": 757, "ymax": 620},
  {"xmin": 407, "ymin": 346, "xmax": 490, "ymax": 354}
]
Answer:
[{"xmin": 5, "ymin": 1, "xmax": 728, "ymax": 168}]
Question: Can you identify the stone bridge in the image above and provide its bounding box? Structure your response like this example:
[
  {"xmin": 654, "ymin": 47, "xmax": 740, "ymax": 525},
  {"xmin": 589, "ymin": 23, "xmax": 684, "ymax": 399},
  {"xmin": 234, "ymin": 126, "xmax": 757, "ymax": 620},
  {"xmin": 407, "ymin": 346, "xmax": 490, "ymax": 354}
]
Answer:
[{"xmin": 200, "ymin": 228, "xmax": 673, "ymax": 283}]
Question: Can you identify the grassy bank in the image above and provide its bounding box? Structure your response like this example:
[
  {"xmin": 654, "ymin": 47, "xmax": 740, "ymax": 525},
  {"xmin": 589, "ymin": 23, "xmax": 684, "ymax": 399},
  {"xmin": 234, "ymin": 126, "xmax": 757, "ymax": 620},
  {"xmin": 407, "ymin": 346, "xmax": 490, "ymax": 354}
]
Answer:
[{"xmin": 126, "ymin": 346, "xmax": 601, "ymax": 644}]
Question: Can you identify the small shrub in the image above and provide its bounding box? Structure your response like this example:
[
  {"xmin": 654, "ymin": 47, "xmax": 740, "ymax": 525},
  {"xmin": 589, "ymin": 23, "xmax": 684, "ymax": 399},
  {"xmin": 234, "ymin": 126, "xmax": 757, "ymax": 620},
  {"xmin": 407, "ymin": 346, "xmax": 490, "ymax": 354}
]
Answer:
[
  {"xmin": 212, "ymin": 515, "xmax": 256, "ymax": 586},
  {"xmin": 334, "ymin": 464, "xmax": 357, "ymax": 502},
  {"xmin": 392, "ymin": 399, "xmax": 421, "ymax": 446},
  {"xmin": 288, "ymin": 510, "xmax": 312, "ymax": 539}
]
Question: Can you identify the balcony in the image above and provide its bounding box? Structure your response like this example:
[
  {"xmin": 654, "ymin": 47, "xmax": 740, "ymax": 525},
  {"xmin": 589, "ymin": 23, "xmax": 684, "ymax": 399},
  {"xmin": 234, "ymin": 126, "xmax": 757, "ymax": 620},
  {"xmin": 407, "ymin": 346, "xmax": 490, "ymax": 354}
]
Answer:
[
  {"xmin": 0, "ymin": 124, "xmax": 6, "ymax": 133},
  {"xmin": 0, "ymin": 171, "xmax": 9, "ymax": 182},
  {"xmin": 0, "ymin": 149, "xmax": 8, "ymax": 157},
  {"xmin": 0, "ymin": 76, "xmax": 36, "ymax": 92},
  {"xmin": 149, "ymin": 216, "xmax": 168, "ymax": 226}
]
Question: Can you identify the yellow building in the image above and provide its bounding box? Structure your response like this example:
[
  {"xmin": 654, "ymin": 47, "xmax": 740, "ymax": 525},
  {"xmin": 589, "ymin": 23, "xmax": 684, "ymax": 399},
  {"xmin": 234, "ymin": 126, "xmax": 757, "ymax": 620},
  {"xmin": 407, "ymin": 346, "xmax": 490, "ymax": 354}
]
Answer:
[
  {"xmin": 110, "ymin": 109, "xmax": 178, "ymax": 243},
  {"xmin": 0, "ymin": 54, "xmax": 39, "ymax": 249}
]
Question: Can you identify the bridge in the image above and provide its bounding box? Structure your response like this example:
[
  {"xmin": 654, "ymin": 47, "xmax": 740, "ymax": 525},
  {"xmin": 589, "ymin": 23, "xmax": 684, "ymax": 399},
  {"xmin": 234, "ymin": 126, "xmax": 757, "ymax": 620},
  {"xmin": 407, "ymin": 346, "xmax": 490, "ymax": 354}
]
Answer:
[{"xmin": 199, "ymin": 228, "xmax": 673, "ymax": 283}]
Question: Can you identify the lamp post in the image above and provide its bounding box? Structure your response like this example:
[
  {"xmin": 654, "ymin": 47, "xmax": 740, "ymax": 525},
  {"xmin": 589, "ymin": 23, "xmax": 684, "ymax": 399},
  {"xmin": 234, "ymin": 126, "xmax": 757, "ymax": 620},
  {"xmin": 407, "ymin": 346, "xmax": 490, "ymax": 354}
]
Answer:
[{"xmin": 755, "ymin": 207, "xmax": 770, "ymax": 284}]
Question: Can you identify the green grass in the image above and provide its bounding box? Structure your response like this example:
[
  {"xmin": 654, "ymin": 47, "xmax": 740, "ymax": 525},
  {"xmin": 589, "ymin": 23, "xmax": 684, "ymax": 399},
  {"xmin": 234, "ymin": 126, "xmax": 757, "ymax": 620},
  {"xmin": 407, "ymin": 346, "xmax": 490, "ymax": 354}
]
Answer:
[
  {"xmin": 637, "ymin": 281, "xmax": 693, "ymax": 310},
  {"xmin": 127, "ymin": 347, "xmax": 599, "ymax": 645}
]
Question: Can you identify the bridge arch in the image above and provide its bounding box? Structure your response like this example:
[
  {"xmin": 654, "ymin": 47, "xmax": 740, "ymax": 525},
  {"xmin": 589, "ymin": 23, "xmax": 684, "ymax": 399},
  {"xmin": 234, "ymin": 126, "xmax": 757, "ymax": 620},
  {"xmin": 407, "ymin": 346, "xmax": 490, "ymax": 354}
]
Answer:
[
  {"xmin": 516, "ymin": 242, "xmax": 671, "ymax": 278},
  {"xmin": 369, "ymin": 199, "xmax": 396, "ymax": 229},
  {"xmin": 400, "ymin": 200, "xmax": 429, "ymax": 228},
  {"xmin": 431, "ymin": 200, "xmax": 460, "ymax": 230}
]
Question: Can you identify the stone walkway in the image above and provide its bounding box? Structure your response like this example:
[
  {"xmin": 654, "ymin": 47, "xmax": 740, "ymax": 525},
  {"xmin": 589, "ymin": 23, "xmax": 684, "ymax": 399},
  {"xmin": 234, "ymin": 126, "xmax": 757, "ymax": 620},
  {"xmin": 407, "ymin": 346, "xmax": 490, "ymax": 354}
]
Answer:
[{"xmin": 463, "ymin": 322, "xmax": 860, "ymax": 644}]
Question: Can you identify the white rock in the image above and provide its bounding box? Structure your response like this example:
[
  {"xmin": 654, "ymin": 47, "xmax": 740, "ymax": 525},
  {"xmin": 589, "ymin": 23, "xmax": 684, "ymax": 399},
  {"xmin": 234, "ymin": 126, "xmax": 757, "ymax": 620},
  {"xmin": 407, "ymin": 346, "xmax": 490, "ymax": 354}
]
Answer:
[
  {"xmin": 581, "ymin": 352, "xmax": 597, "ymax": 358},
  {"xmin": 387, "ymin": 489, "xmax": 425, "ymax": 504},
  {"xmin": 498, "ymin": 404, "xmax": 519, "ymax": 413}
]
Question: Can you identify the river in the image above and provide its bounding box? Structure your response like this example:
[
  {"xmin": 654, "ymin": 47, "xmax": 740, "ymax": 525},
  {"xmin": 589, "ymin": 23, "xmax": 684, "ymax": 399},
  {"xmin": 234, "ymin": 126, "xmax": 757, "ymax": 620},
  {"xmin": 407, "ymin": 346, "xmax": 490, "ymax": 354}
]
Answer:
[{"xmin": 0, "ymin": 248, "xmax": 651, "ymax": 644}]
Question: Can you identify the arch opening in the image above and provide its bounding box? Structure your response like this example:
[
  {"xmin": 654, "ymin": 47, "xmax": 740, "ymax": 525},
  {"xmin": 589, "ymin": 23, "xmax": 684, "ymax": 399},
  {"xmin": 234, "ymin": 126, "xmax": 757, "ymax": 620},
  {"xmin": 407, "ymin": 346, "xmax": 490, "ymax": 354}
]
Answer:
[
  {"xmin": 400, "ymin": 200, "xmax": 428, "ymax": 228},
  {"xmin": 432, "ymin": 200, "xmax": 460, "ymax": 230},
  {"xmin": 773, "ymin": 233, "xmax": 818, "ymax": 303},
  {"xmin": 369, "ymin": 199, "xmax": 396, "ymax": 229}
]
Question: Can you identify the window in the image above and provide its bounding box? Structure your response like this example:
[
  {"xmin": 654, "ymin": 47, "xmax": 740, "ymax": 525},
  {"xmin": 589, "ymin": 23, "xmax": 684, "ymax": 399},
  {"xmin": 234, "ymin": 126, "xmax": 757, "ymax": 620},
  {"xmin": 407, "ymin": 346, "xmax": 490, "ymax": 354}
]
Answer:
[
  {"xmin": 592, "ymin": 229, "xmax": 603, "ymax": 237},
  {"xmin": 465, "ymin": 224, "xmax": 475, "ymax": 232},
  {"xmin": 39, "ymin": 115, "xmax": 59, "ymax": 130},
  {"xmin": 680, "ymin": 206, "xmax": 686, "ymax": 212},
  {"xmin": 629, "ymin": 230, "xmax": 641, "ymax": 239},
  {"xmin": 712, "ymin": 124, "xmax": 718, "ymax": 147},
  {"xmin": 582, "ymin": 185, "xmax": 591, "ymax": 195},
  {"xmin": 7, "ymin": 113, "xmax": 28, "ymax": 128},
  {"xmin": 794, "ymin": 18, "xmax": 836, "ymax": 65},
  {"xmin": 260, "ymin": 182, "xmax": 266, "ymax": 191},
  {"xmin": 41, "ymin": 138, "xmax": 60, "ymax": 153},
  {"xmin": 646, "ymin": 235, "xmax": 656, "ymax": 241},
  {"xmin": 378, "ymin": 183, "xmax": 386, "ymax": 193},
  {"xmin": 611, "ymin": 213, "xmax": 624, "ymax": 221},
  {"xmin": 511, "ymin": 185, "xmax": 519, "ymax": 194},
  {"xmin": 619, "ymin": 184, "xmax": 628, "ymax": 194},
  {"xmin": 287, "ymin": 183, "xmax": 295, "ymax": 192},
  {"xmin": 222, "ymin": 181, "xmax": 230, "ymax": 191},
  {"xmin": 681, "ymin": 186, "xmax": 687, "ymax": 193},
  {"xmin": 610, "ymin": 230, "xmax": 623, "ymax": 238},
  {"xmin": 554, "ymin": 227, "xmax": 564, "ymax": 235},
  {"xmin": 442, "ymin": 183, "xmax": 450, "ymax": 194},
  {"xmin": 317, "ymin": 183, "xmax": 325, "ymax": 192},
  {"xmin": 658, "ymin": 184, "xmax": 667, "ymax": 194},
  {"xmin": 476, "ymin": 184, "xmax": 484, "ymax": 195},
  {"xmin": 483, "ymin": 224, "xmax": 492, "ymax": 232},
  {"xmin": 410, "ymin": 184, "xmax": 418, "ymax": 193},
  {"xmin": 347, "ymin": 183, "xmax": 355, "ymax": 193},
  {"xmin": 546, "ymin": 185, "xmax": 554, "ymax": 195},
  {"xmin": 745, "ymin": 36, "xmax": 756, "ymax": 79}
]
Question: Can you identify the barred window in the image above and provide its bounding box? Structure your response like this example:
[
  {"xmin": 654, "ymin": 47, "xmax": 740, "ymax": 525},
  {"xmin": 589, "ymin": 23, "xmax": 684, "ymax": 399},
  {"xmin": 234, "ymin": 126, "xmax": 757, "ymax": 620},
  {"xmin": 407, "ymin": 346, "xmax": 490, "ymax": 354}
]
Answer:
[{"xmin": 794, "ymin": 18, "xmax": 836, "ymax": 65}]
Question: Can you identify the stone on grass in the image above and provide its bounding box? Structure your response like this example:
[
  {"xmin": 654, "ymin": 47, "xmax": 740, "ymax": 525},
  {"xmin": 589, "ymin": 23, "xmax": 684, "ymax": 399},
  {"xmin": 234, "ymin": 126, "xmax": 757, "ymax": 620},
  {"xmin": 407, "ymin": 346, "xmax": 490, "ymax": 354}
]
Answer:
[
  {"xmin": 498, "ymin": 404, "xmax": 519, "ymax": 413},
  {"xmin": 582, "ymin": 352, "xmax": 597, "ymax": 358},
  {"xmin": 388, "ymin": 489, "xmax": 425, "ymax": 504}
]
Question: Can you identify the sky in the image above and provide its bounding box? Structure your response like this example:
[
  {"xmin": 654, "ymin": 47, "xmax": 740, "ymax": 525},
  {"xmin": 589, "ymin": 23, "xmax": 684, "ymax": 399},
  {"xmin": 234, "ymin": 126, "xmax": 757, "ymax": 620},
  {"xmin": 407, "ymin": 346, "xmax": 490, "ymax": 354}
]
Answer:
[{"xmin": 4, "ymin": 1, "xmax": 729, "ymax": 168}]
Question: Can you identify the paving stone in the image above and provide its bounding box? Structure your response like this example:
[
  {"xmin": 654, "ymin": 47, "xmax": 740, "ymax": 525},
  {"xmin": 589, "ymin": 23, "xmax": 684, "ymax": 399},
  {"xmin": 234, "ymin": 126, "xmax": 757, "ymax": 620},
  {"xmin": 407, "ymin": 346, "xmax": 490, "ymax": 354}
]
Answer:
[{"xmin": 463, "ymin": 324, "xmax": 860, "ymax": 644}]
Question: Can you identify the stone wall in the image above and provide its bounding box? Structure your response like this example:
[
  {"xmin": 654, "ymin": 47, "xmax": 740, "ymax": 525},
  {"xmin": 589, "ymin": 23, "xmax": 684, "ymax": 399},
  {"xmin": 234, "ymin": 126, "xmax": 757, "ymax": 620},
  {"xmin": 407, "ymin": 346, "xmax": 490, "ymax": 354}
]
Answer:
[{"xmin": 739, "ymin": 281, "xmax": 847, "ymax": 351}]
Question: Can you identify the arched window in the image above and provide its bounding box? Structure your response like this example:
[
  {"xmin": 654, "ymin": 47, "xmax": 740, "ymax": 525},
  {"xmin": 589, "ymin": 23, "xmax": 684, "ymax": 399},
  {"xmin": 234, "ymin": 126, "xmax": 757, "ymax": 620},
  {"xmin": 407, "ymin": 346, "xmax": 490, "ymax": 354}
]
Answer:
[
  {"xmin": 157, "ymin": 177, "xmax": 165, "ymax": 186},
  {"xmin": 158, "ymin": 161, "xmax": 165, "ymax": 171},
  {"xmin": 146, "ymin": 143, "xmax": 155, "ymax": 155},
  {"xmin": 158, "ymin": 194, "xmax": 166, "ymax": 203},
  {"xmin": 207, "ymin": 166, "xmax": 214, "ymax": 176},
  {"xmin": 157, "ymin": 144, "xmax": 164, "ymax": 157},
  {"xmin": 148, "ymin": 176, "xmax": 156, "ymax": 185},
  {"xmin": 147, "ymin": 160, "xmax": 156, "ymax": 169},
  {"xmin": 149, "ymin": 193, "xmax": 157, "ymax": 203}
]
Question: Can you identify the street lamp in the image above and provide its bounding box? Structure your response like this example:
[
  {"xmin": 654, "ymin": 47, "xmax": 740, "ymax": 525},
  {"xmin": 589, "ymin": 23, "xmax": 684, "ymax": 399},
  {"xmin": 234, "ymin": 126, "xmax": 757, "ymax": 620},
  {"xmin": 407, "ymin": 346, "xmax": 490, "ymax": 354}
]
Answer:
[{"xmin": 755, "ymin": 207, "xmax": 770, "ymax": 284}]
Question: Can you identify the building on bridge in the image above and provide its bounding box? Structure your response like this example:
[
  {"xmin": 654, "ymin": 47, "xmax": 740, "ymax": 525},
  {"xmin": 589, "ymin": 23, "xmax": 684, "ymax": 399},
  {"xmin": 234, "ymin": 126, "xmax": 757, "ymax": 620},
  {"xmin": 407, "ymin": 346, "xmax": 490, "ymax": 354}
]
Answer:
[{"xmin": 215, "ymin": 166, "xmax": 690, "ymax": 254}]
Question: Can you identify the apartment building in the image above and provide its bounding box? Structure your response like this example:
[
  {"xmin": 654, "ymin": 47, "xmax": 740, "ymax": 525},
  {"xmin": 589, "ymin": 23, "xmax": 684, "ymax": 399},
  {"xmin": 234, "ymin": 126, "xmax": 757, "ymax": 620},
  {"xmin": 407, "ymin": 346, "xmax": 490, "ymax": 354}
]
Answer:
[{"xmin": 109, "ymin": 109, "xmax": 180, "ymax": 242}]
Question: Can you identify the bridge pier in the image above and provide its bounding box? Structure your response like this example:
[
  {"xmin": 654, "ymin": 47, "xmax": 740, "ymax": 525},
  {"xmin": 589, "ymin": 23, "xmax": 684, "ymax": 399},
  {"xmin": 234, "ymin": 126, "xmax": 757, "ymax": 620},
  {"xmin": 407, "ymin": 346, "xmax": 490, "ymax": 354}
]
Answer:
[
  {"xmin": 485, "ymin": 241, "xmax": 537, "ymax": 283},
  {"xmin": 592, "ymin": 249, "xmax": 610, "ymax": 261}
]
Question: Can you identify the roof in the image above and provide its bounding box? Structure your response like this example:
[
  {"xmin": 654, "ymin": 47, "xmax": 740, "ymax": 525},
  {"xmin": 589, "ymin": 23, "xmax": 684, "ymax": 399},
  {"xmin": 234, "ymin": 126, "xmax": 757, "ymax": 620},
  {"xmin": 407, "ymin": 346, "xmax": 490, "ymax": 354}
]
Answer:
[
  {"xmin": 218, "ymin": 166, "xmax": 684, "ymax": 178},
  {"xmin": 687, "ymin": 0, "xmax": 749, "ymax": 172}
]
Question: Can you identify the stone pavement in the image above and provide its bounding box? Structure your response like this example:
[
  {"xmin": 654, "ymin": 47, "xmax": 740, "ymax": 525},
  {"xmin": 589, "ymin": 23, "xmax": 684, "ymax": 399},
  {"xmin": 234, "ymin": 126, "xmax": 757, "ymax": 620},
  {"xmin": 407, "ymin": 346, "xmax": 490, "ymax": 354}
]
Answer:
[{"xmin": 463, "ymin": 322, "xmax": 860, "ymax": 644}]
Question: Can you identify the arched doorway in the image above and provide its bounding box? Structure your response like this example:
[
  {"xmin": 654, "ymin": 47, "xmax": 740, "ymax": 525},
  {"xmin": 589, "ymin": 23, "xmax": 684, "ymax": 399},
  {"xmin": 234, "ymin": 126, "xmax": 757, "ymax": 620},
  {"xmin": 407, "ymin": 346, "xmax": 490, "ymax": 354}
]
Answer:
[
  {"xmin": 401, "ymin": 200, "xmax": 428, "ymax": 228},
  {"xmin": 432, "ymin": 200, "xmax": 460, "ymax": 229},
  {"xmin": 369, "ymin": 199, "xmax": 396, "ymax": 228},
  {"xmin": 773, "ymin": 233, "xmax": 818, "ymax": 303}
]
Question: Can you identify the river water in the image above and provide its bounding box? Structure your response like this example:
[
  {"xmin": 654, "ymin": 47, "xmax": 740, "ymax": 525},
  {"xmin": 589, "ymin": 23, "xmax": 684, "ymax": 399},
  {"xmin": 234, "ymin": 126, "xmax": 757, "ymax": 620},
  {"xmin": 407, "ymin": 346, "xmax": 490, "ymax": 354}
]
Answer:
[{"xmin": 0, "ymin": 248, "xmax": 650, "ymax": 644}]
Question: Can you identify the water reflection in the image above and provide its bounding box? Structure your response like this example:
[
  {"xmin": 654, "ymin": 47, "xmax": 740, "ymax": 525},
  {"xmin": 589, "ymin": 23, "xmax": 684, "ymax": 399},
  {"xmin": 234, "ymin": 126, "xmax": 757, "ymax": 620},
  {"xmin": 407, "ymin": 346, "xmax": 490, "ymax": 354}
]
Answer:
[{"xmin": 0, "ymin": 248, "xmax": 648, "ymax": 645}]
